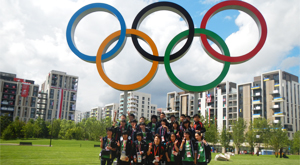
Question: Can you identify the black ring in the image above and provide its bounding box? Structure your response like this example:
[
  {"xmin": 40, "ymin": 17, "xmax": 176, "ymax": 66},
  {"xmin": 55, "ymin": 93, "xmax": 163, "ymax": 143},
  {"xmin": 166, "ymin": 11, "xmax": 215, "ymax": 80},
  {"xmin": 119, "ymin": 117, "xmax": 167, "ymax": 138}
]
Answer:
[{"xmin": 131, "ymin": 1, "xmax": 194, "ymax": 63}]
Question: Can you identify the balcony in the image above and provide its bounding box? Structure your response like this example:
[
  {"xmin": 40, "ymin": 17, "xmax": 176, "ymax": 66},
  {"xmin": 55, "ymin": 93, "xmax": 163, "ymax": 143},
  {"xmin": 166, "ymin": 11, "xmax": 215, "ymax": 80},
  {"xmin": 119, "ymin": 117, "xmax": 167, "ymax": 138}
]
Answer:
[
  {"xmin": 228, "ymin": 103, "xmax": 237, "ymax": 107},
  {"xmin": 272, "ymin": 97, "xmax": 284, "ymax": 102},
  {"xmin": 274, "ymin": 83, "xmax": 280, "ymax": 87},
  {"xmin": 128, "ymin": 96, "xmax": 137, "ymax": 100},
  {"xmin": 253, "ymin": 106, "xmax": 261, "ymax": 110},
  {"xmin": 253, "ymin": 100, "xmax": 261, "ymax": 104},
  {"xmin": 228, "ymin": 97, "xmax": 237, "ymax": 101},
  {"xmin": 272, "ymin": 112, "xmax": 285, "ymax": 117},
  {"xmin": 253, "ymin": 114, "xmax": 261, "ymax": 118},
  {"xmin": 271, "ymin": 104, "xmax": 280, "ymax": 109},
  {"xmin": 270, "ymin": 90, "xmax": 279, "ymax": 95},
  {"xmin": 120, "ymin": 106, "xmax": 124, "ymax": 109},
  {"xmin": 128, "ymin": 100, "xmax": 136, "ymax": 104},
  {"xmin": 251, "ymin": 86, "xmax": 261, "ymax": 90},
  {"xmin": 128, "ymin": 104, "xmax": 137, "ymax": 108},
  {"xmin": 252, "ymin": 92, "xmax": 261, "ymax": 97}
]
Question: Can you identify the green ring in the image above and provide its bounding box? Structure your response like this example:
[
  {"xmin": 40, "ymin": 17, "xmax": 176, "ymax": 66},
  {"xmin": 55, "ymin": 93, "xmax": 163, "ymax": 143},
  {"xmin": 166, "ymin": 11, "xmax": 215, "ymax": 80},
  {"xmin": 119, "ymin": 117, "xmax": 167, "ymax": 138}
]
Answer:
[{"xmin": 164, "ymin": 28, "xmax": 230, "ymax": 92}]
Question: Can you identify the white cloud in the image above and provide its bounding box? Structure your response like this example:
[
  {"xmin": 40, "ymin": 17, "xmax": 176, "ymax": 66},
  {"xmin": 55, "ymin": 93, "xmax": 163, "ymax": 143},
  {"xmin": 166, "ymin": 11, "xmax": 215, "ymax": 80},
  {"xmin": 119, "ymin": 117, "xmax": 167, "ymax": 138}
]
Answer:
[
  {"xmin": 199, "ymin": 0, "xmax": 221, "ymax": 5},
  {"xmin": 279, "ymin": 56, "xmax": 300, "ymax": 70},
  {"xmin": 0, "ymin": 0, "xmax": 299, "ymax": 112},
  {"xmin": 224, "ymin": 16, "xmax": 232, "ymax": 20}
]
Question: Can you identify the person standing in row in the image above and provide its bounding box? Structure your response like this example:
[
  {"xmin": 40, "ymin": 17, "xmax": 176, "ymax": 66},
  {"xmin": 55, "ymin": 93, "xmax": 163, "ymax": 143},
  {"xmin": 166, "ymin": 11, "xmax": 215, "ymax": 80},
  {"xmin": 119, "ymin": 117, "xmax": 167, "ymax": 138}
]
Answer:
[
  {"xmin": 165, "ymin": 133, "xmax": 180, "ymax": 165},
  {"xmin": 156, "ymin": 113, "xmax": 169, "ymax": 129},
  {"xmin": 100, "ymin": 127, "xmax": 117, "ymax": 165},
  {"xmin": 193, "ymin": 114, "xmax": 206, "ymax": 133},
  {"xmin": 133, "ymin": 132, "xmax": 148, "ymax": 165},
  {"xmin": 129, "ymin": 119, "xmax": 138, "ymax": 141},
  {"xmin": 139, "ymin": 122, "xmax": 153, "ymax": 144},
  {"xmin": 116, "ymin": 131, "xmax": 132, "ymax": 165},
  {"xmin": 114, "ymin": 119, "xmax": 130, "ymax": 142},
  {"xmin": 156, "ymin": 119, "xmax": 170, "ymax": 144},
  {"xmin": 180, "ymin": 131, "xmax": 196, "ymax": 165},
  {"xmin": 181, "ymin": 119, "xmax": 195, "ymax": 139},
  {"xmin": 147, "ymin": 135, "xmax": 164, "ymax": 165},
  {"xmin": 147, "ymin": 115, "xmax": 158, "ymax": 139},
  {"xmin": 170, "ymin": 121, "xmax": 182, "ymax": 141},
  {"xmin": 180, "ymin": 114, "xmax": 186, "ymax": 126},
  {"xmin": 194, "ymin": 132, "xmax": 211, "ymax": 165}
]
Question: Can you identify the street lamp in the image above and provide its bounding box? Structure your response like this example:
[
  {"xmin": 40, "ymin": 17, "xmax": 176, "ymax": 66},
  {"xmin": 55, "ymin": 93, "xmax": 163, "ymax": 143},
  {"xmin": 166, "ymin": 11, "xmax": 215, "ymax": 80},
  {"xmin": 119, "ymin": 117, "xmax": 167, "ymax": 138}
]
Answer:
[
  {"xmin": 50, "ymin": 118, "xmax": 54, "ymax": 147},
  {"xmin": 256, "ymin": 135, "xmax": 260, "ymax": 156}
]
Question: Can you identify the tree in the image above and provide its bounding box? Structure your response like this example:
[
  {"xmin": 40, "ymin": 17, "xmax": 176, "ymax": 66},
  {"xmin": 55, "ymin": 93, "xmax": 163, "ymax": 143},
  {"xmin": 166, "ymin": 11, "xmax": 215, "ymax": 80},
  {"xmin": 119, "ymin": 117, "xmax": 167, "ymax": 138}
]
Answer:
[
  {"xmin": 232, "ymin": 118, "xmax": 246, "ymax": 154},
  {"xmin": 204, "ymin": 118, "xmax": 219, "ymax": 148},
  {"xmin": 220, "ymin": 127, "xmax": 230, "ymax": 153},
  {"xmin": 292, "ymin": 131, "xmax": 300, "ymax": 155},
  {"xmin": 22, "ymin": 122, "xmax": 35, "ymax": 139},
  {"xmin": 11, "ymin": 118, "xmax": 25, "ymax": 139},
  {"xmin": 245, "ymin": 122, "xmax": 256, "ymax": 155},
  {"xmin": 48, "ymin": 119, "xmax": 61, "ymax": 139},
  {"xmin": 253, "ymin": 118, "xmax": 271, "ymax": 149},
  {"xmin": 2, "ymin": 125, "xmax": 14, "ymax": 140},
  {"xmin": 0, "ymin": 114, "xmax": 12, "ymax": 135},
  {"xmin": 268, "ymin": 122, "xmax": 289, "ymax": 158}
]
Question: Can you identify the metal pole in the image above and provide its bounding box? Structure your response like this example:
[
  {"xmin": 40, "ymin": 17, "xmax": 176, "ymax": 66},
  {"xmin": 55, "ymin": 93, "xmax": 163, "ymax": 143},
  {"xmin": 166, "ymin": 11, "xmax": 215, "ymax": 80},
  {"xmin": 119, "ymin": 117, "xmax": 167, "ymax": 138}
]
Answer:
[
  {"xmin": 194, "ymin": 92, "xmax": 198, "ymax": 115},
  {"xmin": 123, "ymin": 91, "xmax": 128, "ymax": 115},
  {"xmin": 50, "ymin": 118, "xmax": 53, "ymax": 147}
]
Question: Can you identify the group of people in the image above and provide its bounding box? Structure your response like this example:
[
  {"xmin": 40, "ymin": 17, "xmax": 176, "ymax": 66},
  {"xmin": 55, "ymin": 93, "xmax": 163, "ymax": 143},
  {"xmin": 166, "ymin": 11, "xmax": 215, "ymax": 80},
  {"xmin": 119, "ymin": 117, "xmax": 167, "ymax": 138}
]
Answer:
[{"xmin": 99, "ymin": 112, "xmax": 211, "ymax": 165}]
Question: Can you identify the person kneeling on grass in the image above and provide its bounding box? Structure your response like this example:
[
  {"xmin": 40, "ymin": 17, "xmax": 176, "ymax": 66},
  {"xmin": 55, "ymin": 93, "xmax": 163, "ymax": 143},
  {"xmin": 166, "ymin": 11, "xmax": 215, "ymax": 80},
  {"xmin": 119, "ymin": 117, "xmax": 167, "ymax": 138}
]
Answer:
[
  {"xmin": 100, "ymin": 127, "xmax": 117, "ymax": 165},
  {"xmin": 116, "ymin": 130, "xmax": 132, "ymax": 165},
  {"xmin": 194, "ymin": 132, "xmax": 211, "ymax": 165}
]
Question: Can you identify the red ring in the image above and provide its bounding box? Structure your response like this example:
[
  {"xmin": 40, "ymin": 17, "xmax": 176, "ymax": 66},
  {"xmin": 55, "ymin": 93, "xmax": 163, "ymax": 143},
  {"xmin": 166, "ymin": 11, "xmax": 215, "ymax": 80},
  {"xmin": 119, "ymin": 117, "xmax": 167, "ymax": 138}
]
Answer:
[{"xmin": 200, "ymin": 0, "xmax": 267, "ymax": 64}]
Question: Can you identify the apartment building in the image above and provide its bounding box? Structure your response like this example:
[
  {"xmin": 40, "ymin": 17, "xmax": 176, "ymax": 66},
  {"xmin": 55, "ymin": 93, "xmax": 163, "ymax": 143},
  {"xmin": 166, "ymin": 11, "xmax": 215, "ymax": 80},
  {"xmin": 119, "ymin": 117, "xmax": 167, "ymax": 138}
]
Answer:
[
  {"xmin": 119, "ymin": 91, "xmax": 157, "ymax": 120},
  {"xmin": 0, "ymin": 72, "xmax": 39, "ymax": 122},
  {"xmin": 90, "ymin": 106, "xmax": 102, "ymax": 120},
  {"xmin": 103, "ymin": 103, "xmax": 119, "ymax": 120},
  {"xmin": 41, "ymin": 70, "xmax": 78, "ymax": 121},
  {"xmin": 251, "ymin": 70, "xmax": 299, "ymax": 138},
  {"xmin": 165, "ymin": 70, "xmax": 299, "ymax": 138}
]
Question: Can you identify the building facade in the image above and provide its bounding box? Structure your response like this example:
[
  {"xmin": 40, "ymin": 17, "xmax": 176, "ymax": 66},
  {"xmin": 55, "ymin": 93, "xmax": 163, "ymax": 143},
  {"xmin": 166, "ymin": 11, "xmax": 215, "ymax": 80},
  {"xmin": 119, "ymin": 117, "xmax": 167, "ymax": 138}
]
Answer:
[
  {"xmin": 41, "ymin": 70, "xmax": 78, "ymax": 121},
  {"xmin": 119, "ymin": 91, "xmax": 157, "ymax": 120},
  {"xmin": 0, "ymin": 72, "xmax": 39, "ymax": 122},
  {"xmin": 103, "ymin": 103, "xmax": 119, "ymax": 120},
  {"xmin": 165, "ymin": 70, "xmax": 299, "ymax": 139},
  {"xmin": 90, "ymin": 106, "xmax": 102, "ymax": 120}
]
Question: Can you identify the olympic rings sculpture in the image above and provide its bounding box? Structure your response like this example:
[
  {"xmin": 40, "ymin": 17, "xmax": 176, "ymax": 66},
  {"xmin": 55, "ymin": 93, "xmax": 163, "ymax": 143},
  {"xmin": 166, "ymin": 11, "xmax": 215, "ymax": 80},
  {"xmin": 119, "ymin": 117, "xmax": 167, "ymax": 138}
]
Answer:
[{"xmin": 66, "ymin": 0, "xmax": 267, "ymax": 92}]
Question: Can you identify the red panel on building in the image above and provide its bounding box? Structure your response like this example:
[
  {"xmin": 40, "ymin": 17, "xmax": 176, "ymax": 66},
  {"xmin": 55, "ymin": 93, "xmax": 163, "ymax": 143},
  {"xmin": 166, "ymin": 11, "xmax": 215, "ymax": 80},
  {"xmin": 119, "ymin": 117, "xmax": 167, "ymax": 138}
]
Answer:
[
  {"xmin": 14, "ymin": 78, "xmax": 24, "ymax": 82},
  {"xmin": 21, "ymin": 83, "xmax": 30, "ymax": 97}
]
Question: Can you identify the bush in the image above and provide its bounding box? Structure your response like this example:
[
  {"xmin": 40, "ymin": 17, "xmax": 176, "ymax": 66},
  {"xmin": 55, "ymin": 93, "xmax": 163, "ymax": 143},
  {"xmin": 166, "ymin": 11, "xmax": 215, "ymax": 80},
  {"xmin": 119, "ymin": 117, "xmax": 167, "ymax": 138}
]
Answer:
[{"xmin": 2, "ymin": 125, "xmax": 14, "ymax": 140}]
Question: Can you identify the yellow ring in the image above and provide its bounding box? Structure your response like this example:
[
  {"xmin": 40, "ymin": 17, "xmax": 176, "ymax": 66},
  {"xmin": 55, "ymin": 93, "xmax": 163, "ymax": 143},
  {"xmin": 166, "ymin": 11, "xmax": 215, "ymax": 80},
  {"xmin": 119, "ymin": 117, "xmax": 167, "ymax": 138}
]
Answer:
[{"xmin": 96, "ymin": 29, "xmax": 159, "ymax": 91}]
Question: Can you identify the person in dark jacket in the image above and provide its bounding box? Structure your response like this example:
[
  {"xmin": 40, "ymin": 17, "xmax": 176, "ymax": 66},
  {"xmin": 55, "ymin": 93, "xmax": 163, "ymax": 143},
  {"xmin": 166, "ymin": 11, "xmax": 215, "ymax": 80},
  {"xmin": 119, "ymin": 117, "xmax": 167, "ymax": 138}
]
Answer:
[
  {"xmin": 156, "ymin": 113, "xmax": 169, "ymax": 130},
  {"xmin": 116, "ymin": 130, "xmax": 132, "ymax": 165},
  {"xmin": 100, "ymin": 127, "xmax": 117, "ymax": 165},
  {"xmin": 194, "ymin": 132, "xmax": 211, "ymax": 165},
  {"xmin": 147, "ymin": 115, "xmax": 158, "ymax": 139},
  {"xmin": 113, "ymin": 119, "xmax": 130, "ymax": 142},
  {"xmin": 156, "ymin": 119, "xmax": 170, "ymax": 143},
  {"xmin": 170, "ymin": 121, "xmax": 182, "ymax": 142},
  {"xmin": 168, "ymin": 115, "xmax": 176, "ymax": 129},
  {"xmin": 180, "ymin": 114, "xmax": 186, "ymax": 126},
  {"xmin": 193, "ymin": 114, "xmax": 206, "ymax": 133},
  {"xmin": 180, "ymin": 119, "xmax": 195, "ymax": 139},
  {"xmin": 133, "ymin": 132, "xmax": 148, "ymax": 165},
  {"xmin": 129, "ymin": 119, "xmax": 138, "ymax": 141},
  {"xmin": 138, "ymin": 122, "xmax": 153, "ymax": 144},
  {"xmin": 147, "ymin": 134, "xmax": 164, "ymax": 165},
  {"xmin": 165, "ymin": 133, "xmax": 180, "ymax": 165},
  {"xmin": 180, "ymin": 130, "xmax": 196, "ymax": 165}
]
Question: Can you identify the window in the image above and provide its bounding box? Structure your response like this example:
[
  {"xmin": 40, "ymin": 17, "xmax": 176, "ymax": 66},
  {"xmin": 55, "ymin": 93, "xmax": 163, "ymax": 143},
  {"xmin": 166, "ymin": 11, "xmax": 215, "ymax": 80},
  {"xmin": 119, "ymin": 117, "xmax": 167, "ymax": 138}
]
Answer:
[
  {"xmin": 30, "ymin": 108, "xmax": 36, "ymax": 118},
  {"xmin": 24, "ymin": 108, "xmax": 27, "ymax": 117},
  {"xmin": 33, "ymin": 86, "xmax": 39, "ymax": 96},
  {"xmin": 48, "ymin": 110, "xmax": 52, "ymax": 119},
  {"xmin": 64, "ymin": 91, "xmax": 66, "ymax": 100},
  {"xmin": 142, "ymin": 109, "xmax": 144, "ymax": 112},
  {"xmin": 31, "ymin": 98, "xmax": 36, "ymax": 107},
  {"xmin": 17, "ymin": 107, "xmax": 20, "ymax": 116},
  {"xmin": 142, "ymin": 105, "xmax": 144, "ymax": 108},
  {"xmin": 136, "ymin": 96, "xmax": 139, "ymax": 99},
  {"xmin": 142, "ymin": 113, "xmax": 144, "ymax": 116},
  {"xmin": 142, "ymin": 97, "xmax": 145, "ymax": 100},
  {"xmin": 50, "ymin": 89, "xmax": 54, "ymax": 99},
  {"xmin": 148, "ymin": 98, "xmax": 150, "ymax": 101},
  {"xmin": 49, "ymin": 100, "xmax": 54, "ymax": 109},
  {"xmin": 142, "ymin": 101, "xmax": 144, "ymax": 104}
]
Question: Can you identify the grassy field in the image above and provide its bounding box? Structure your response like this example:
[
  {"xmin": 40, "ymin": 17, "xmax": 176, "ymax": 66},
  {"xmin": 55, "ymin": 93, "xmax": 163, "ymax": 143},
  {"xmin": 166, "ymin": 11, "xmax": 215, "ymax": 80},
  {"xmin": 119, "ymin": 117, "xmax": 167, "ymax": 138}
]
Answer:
[{"xmin": 0, "ymin": 139, "xmax": 299, "ymax": 165}]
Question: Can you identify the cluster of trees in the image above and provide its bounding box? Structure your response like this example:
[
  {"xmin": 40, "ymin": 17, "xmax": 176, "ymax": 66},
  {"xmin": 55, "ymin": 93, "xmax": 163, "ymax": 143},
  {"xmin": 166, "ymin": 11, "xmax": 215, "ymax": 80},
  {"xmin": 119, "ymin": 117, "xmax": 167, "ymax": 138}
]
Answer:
[
  {"xmin": 202, "ymin": 117, "xmax": 300, "ymax": 155},
  {"xmin": 1, "ymin": 114, "xmax": 299, "ymax": 155},
  {"xmin": 0, "ymin": 114, "xmax": 112, "ymax": 141}
]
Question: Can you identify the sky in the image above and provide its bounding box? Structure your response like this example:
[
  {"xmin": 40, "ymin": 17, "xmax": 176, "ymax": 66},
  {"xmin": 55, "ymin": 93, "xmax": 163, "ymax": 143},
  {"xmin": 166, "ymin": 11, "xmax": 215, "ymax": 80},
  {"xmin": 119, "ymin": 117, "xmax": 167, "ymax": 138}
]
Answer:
[{"xmin": 0, "ymin": 0, "xmax": 299, "ymax": 112}]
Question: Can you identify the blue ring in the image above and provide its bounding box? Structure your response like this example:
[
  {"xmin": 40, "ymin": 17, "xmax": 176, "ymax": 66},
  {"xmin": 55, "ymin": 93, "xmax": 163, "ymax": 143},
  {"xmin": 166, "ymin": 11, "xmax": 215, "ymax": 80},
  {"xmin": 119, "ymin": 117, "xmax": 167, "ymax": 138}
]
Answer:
[{"xmin": 66, "ymin": 3, "xmax": 126, "ymax": 62}]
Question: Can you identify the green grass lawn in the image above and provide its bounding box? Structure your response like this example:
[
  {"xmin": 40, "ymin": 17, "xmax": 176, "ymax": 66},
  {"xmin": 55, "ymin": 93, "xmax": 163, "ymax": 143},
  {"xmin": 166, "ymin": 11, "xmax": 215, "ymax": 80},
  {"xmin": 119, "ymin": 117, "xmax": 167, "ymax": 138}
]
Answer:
[{"xmin": 0, "ymin": 139, "xmax": 299, "ymax": 165}]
